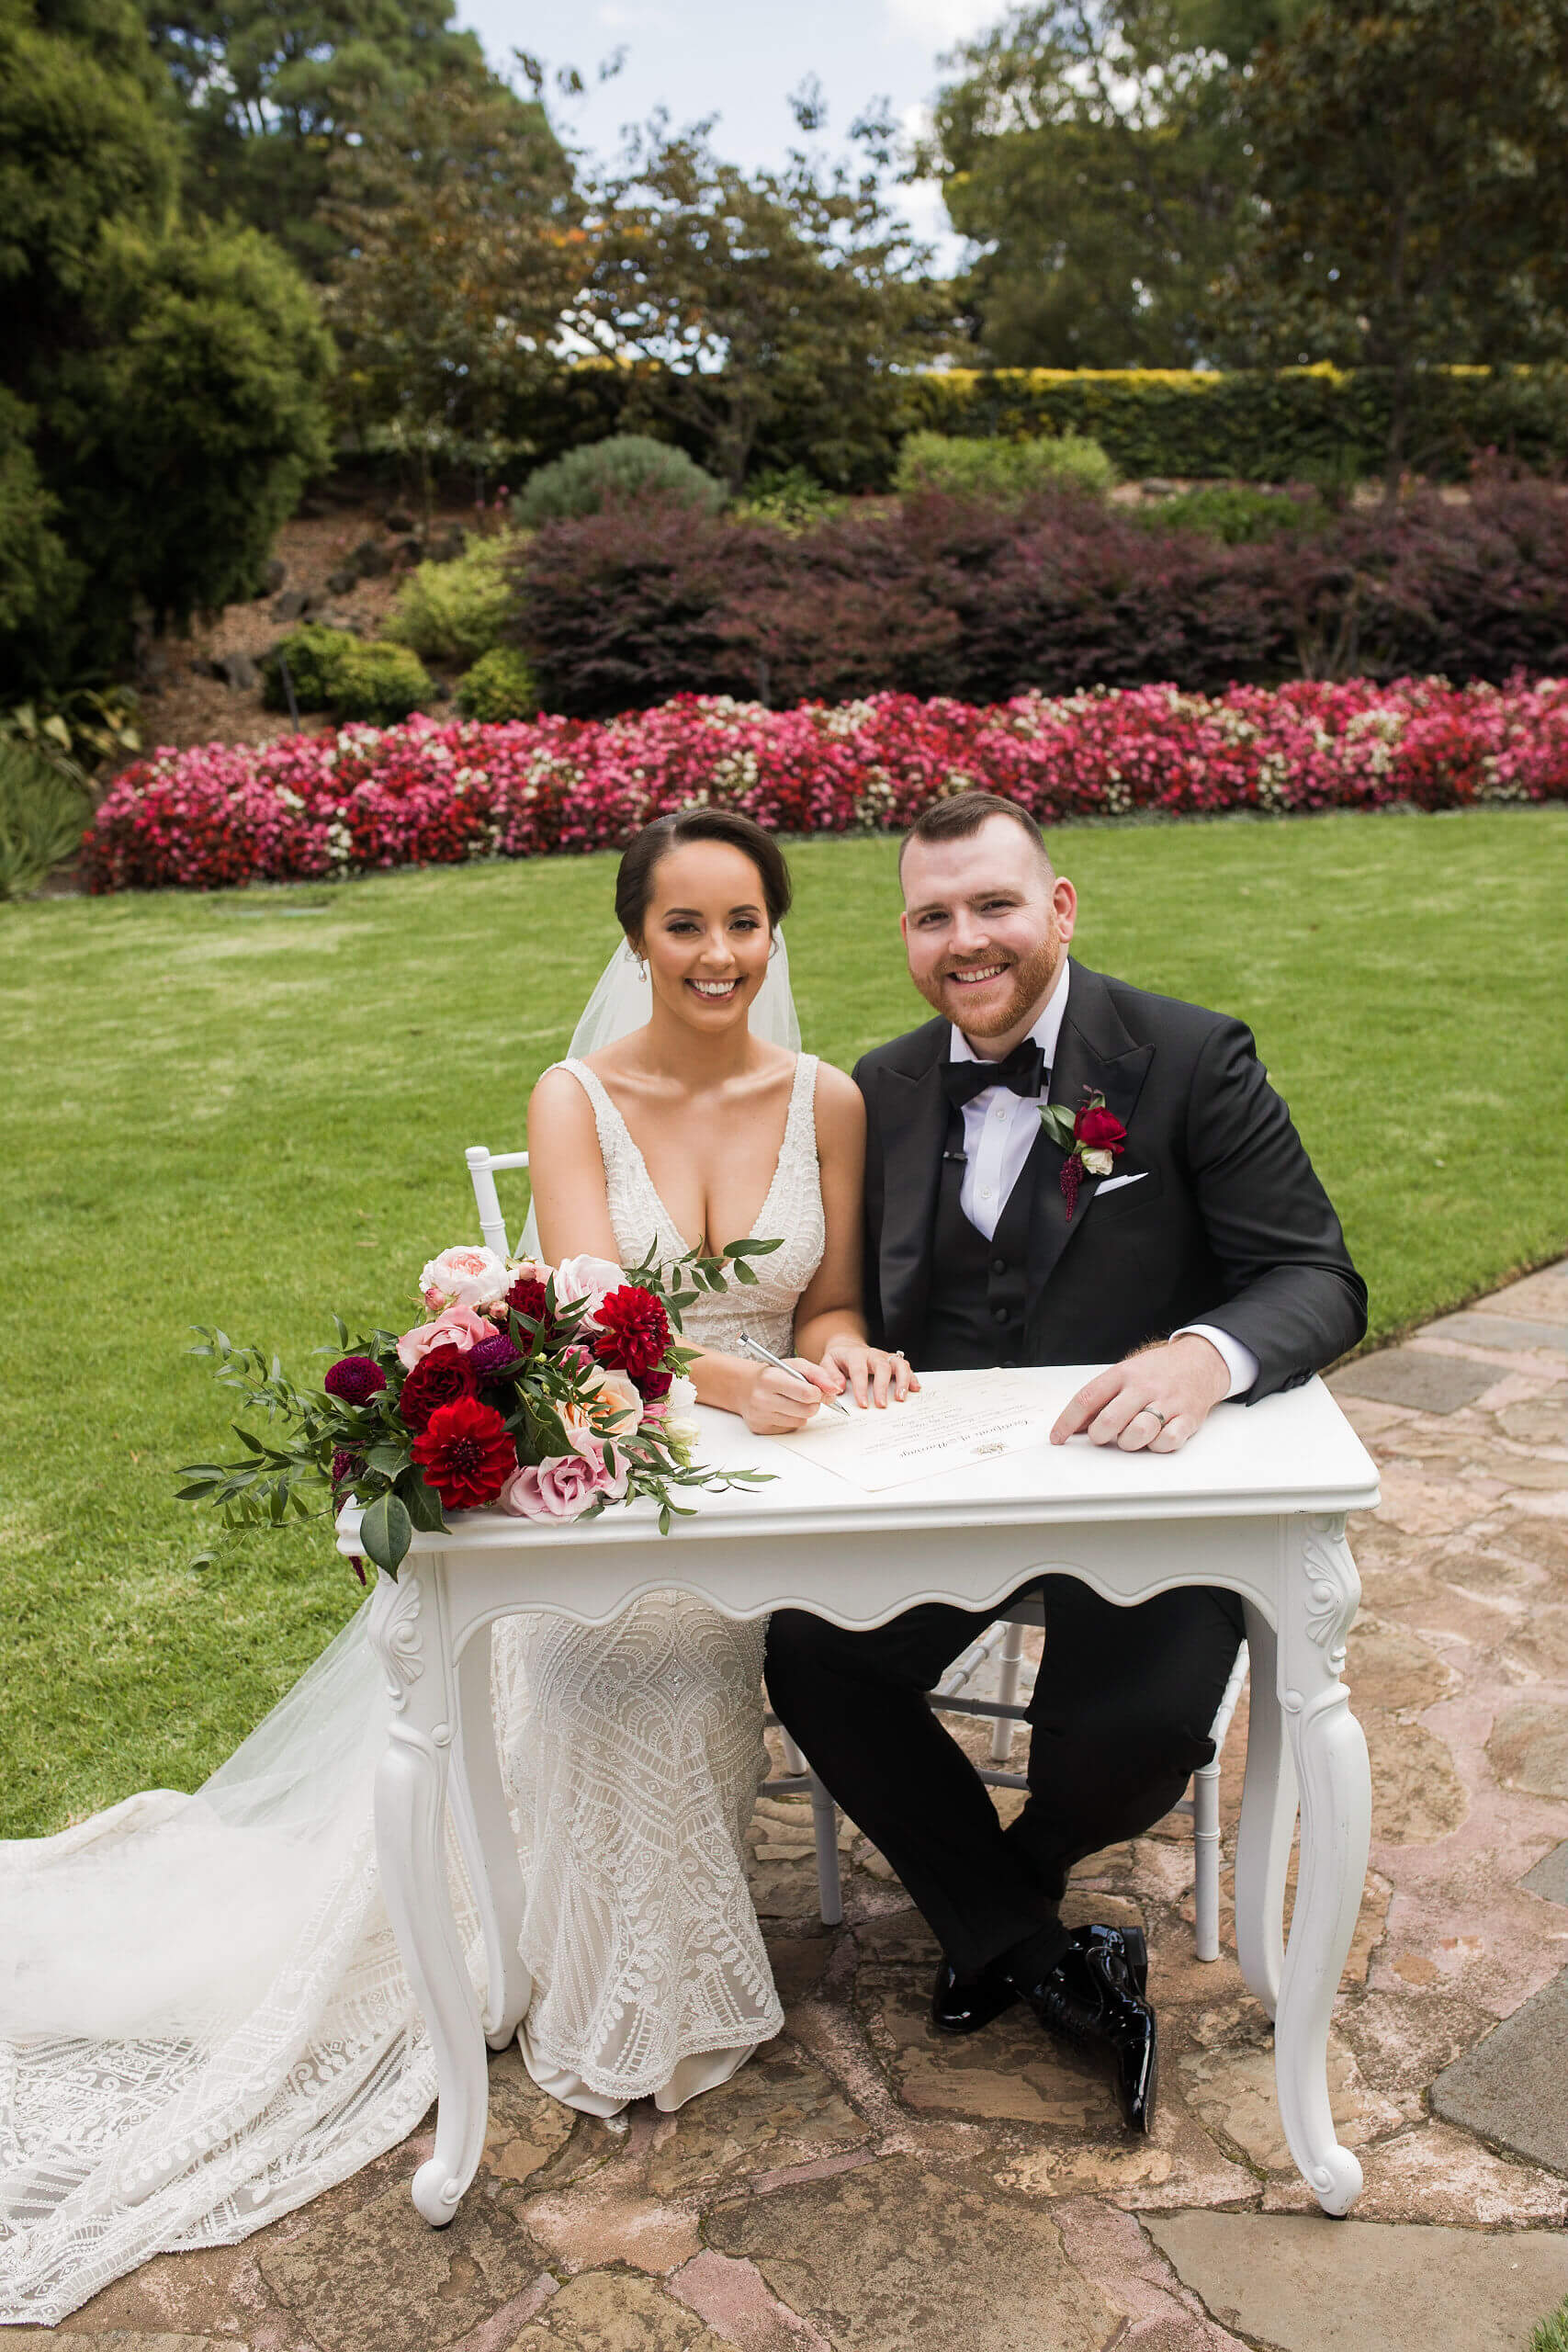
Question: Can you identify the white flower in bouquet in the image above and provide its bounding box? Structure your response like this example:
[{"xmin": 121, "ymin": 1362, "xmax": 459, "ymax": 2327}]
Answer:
[
  {"xmin": 662, "ymin": 1374, "xmax": 701, "ymax": 1456},
  {"xmin": 419, "ymin": 1244, "xmax": 513, "ymax": 1313},
  {"xmin": 1080, "ymin": 1147, "xmax": 1116, "ymax": 1177}
]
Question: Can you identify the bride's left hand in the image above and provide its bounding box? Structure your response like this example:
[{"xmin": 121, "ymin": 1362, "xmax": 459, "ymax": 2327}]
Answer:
[{"xmin": 818, "ymin": 1340, "xmax": 920, "ymax": 1410}]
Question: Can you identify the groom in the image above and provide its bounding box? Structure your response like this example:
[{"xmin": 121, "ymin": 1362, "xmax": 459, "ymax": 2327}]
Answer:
[{"xmin": 766, "ymin": 791, "xmax": 1366, "ymax": 2132}]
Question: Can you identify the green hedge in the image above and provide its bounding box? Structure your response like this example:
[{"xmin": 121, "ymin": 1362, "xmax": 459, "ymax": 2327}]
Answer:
[{"xmin": 896, "ymin": 365, "xmax": 1568, "ymax": 485}]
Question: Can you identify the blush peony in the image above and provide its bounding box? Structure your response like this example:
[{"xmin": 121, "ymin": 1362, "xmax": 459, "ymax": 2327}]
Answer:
[
  {"xmin": 397, "ymin": 1301, "xmax": 493, "ymax": 1371},
  {"xmin": 549, "ymin": 1253, "xmax": 626, "ymax": 1319},
  {"xmin": 418, "ymin": 1245, "xmax": 513, "ymax": 1313}
]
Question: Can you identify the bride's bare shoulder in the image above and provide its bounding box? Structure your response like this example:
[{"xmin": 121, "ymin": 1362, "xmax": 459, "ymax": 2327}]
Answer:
[
  {"xmin": 809, "ymin": 1057, "xmax": 866, "ymax": 1145},
  {"xmin": 528, "ymin": 1060, "xmax": 598, "ymax": 1134}
]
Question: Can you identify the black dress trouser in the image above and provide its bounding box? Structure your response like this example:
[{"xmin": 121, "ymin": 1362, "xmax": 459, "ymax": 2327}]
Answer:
[{"xmin": 764, "ymin": 1577, "xmax": 1246, "ymax": 1979}]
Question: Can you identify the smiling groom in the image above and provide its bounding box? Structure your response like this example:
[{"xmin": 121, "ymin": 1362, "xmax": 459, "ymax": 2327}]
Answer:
[{"xmin": 765, "ymin": 792, "xmax": 1366, "ymax": 2133}]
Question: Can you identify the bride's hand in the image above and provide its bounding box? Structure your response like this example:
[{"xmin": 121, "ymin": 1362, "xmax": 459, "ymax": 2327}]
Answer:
[
  {"xmin": 742, "ymin": 1357, "xmax": 845, "ymax": 1435},
  {"xmin": 818, "ymin": 1340, "xmax": 920, "ymax": 1410}
]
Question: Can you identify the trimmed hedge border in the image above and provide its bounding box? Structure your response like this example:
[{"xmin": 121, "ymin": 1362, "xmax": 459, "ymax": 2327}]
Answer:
[{"xmin": 79, "ymin": 676, "xmax": 1568, "ymax": 894}]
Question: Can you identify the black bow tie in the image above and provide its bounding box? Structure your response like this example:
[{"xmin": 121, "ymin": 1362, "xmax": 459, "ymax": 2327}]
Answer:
[{"xmin": 942, "ymin": 1039, "xmax": 1045, "ymax": 1108}]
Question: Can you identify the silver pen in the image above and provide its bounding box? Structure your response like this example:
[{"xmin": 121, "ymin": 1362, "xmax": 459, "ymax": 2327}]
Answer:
[{"xmin": 737, "ymin": 1329, "xmax": 852, "ymax": 1419}]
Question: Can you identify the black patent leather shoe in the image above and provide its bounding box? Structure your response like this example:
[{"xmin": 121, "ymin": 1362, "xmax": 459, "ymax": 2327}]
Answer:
[
  {"xmin": 931, "ymin": 1923, "xmax": 1147, "ymax": 2035},
  {"xmin": 1006, "ymin": 1936, "xmax": 1158, "ymax": 2134}
]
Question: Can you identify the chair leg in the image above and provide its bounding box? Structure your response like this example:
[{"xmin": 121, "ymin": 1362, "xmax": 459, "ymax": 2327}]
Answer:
[
  {"xmin": 989, "ymin": 1615, "xmax": 1029, "ymax": 1763},
  {"xmin": 1192, "ymin": 1759, "xmax": 1222, "ymax": 1962},
  {"xmin": 778, "ymin": 1727, "xmax": 809, "ymax": 1779},
  {"xmin": 810, "ymin": 1771, "xmax": 843, "ymax": 1927}
]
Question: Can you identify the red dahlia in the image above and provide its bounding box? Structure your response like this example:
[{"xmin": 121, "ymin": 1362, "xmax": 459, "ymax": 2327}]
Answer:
[
  {"xmin": 398, "ymin": 1344, "xmax": 478, "ymax": 1434},
  {"xmin": 592, "ymin": 1284, "xmax": 671, "ymax": 1379},
  {"xmin": 410, "ymin": 1396, "xmax": 516, "ymax": 1509}
]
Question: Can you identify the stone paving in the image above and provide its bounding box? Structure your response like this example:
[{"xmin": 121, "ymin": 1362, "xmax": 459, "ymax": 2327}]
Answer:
[{"xmin": 6, "ymin": 1264, "xmax": 1567, "ymax": 2352}]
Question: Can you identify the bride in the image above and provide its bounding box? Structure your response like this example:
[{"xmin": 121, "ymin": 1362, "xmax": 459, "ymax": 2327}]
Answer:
[{"xmin": 0, "ymin": 808, "xmax": 910, "ymax": 2324}]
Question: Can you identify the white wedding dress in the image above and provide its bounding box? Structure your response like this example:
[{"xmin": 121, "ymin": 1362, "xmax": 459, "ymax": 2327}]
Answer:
[{"xmin": 0, "ymin": 1051, "xmax": 824, "ymax": 2325}]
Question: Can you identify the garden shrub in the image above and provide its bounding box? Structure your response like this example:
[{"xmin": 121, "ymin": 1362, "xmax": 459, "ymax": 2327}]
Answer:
[
  {"xmin": 1137, "ymin": 484, "xmax": 1318, "ymax": 544},
  {"xmin": 514, "ymin": 435, "xmax": 727, "ymax": 528},
  {"xmin": 732, "ymin": 467, "xmax": 849, "ymax": 531},
  {"xmin": 262, "ymin": 625, "xmax": 434, "ymax": 723},
  {"xmin": 455, "ymin": 645, "xmax": 537, "ymax": 720},
  {"xmin": 382, "ymin": 532, "xmax": 519, "ymax": 665},
  {"xmin": 0, "ymin": 740, "xmax": 95, "ymax": 899},
  {"xmin": 512, "ymin": 475, "xmax": 1568, "ymax": 716},
  {"xmin": 79, "ymin": 676, "xmax": 1568, "ymax": 893},
  {"xmin": 894, "ymin": 429, "xmax": 1115, "ymax": 501},
  {"xmin": 895, "ymin": 364, "xmax": 1568, "ymax": 486}
]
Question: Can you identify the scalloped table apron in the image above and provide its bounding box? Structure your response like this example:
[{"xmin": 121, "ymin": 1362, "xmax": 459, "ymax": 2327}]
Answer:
[{"xmin": 339, "ymin": 1365, "xmax": 1380, "ymax": 2222}]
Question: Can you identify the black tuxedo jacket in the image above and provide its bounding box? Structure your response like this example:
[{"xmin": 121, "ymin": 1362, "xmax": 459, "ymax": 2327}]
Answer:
[{"xmin": 853, "ymin": 960, "xmax": 1366, "ymax": 1402}]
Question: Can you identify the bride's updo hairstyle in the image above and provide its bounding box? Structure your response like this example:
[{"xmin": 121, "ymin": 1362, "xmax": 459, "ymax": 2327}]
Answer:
[{"xmin": 615, "ymin": 809, "xmax": 793, "ymax": 945}]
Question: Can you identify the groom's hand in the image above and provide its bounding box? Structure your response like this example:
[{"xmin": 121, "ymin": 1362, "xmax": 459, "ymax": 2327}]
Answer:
[{"xmin": 1050, "ymin": 1335, "xmax": 1230, "ymax": 1453}]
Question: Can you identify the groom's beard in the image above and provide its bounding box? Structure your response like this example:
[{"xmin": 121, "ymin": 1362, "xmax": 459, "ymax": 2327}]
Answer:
[{"xmin": 918, "ymin": 934, "xmax": 1063, "ymax": 1043}]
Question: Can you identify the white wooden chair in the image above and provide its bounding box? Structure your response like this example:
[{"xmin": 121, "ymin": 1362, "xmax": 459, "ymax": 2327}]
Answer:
[{"xmin": 463, "ymin": 1142, "xmax": 1250, "ymax": 1953}]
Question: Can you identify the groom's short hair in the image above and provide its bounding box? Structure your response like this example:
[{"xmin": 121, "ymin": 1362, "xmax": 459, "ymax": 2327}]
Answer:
[{"xmin": 899, "ymin": 792, "xmax": 1054, "ymax": 876}]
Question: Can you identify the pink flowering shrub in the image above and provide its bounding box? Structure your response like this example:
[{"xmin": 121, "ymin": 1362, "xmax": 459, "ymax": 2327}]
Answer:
[{"xmin": 81, "ymin": 676, "xmax": 1568, "ymax": 895}]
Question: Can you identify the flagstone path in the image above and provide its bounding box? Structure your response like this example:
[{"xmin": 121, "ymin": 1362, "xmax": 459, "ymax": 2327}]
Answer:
[{"xmin": 7, "ymin": 1263, "xmax": 1566, "ymax": 2352}]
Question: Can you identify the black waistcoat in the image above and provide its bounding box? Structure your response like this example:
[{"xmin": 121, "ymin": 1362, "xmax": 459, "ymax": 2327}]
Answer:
[{"xmin": 916, "ymin": 1107, "xmax": 1037, "ymax": 1372}]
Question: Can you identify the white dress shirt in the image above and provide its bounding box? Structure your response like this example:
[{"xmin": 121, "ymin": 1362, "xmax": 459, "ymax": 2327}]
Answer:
[{"xmin": 948, "ymin": 961, "xmax": 1259, "ymax": 1398}]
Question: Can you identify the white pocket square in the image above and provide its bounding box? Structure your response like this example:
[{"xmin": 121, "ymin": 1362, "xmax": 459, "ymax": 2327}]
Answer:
[{"xmin": 1096, "ymin": 1171, "xmax": 1148, "ymax": 1196}]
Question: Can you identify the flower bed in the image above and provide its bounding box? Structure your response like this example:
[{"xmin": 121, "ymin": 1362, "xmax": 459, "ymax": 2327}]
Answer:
[{"xmin": 80, "ymin": 676, "xmax": 1568, "ymax": 894}]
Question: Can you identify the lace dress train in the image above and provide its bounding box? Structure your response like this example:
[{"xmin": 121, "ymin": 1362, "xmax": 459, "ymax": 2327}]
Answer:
[{"xmin": 0, "ymin": 1048, "xmax": 825, "ymax": 2320}]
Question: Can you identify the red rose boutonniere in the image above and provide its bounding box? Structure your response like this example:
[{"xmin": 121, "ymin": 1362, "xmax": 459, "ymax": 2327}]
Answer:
[{"xmin": 1039, "ymin": 1089, "xmax": 1128, "ymax": 1219}]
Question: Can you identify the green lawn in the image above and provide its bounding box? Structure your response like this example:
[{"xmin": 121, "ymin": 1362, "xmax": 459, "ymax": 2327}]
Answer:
[{"xmin": 3, "ymin": 807, "xmax": 1564, "ymax": 1839}]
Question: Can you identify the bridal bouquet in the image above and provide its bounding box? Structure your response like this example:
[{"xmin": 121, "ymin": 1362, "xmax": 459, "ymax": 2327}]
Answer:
[{"xmin": 180, "ymin": 1238, "xmax": 778, "ymax": 1577}]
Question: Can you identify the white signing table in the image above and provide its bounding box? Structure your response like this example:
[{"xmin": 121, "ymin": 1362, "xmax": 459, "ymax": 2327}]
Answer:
[{"xmin": 337, "ymin": 1366, "xmax": 1379, "ymax": 2222}]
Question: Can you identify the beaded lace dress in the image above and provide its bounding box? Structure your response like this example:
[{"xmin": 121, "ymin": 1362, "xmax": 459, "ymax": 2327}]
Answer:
[
  {"xmin": 494, "ymin": 1052, "xmax": 825, "ymax": 2114},
  {"xmin": 0, "ymin": 1053, "xmax": 824, "ymax": 2322}
]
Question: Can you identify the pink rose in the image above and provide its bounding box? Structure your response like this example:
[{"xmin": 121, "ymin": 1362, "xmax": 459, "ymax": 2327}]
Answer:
[
  {"xmin": 418, "ymin": 1244, "xmax": 513, "ymax": 1313},
  {"xmin": 497, "ymin": 1430, "xmax": 629, "ymax": 1521},
  {"xmin": 397, "ymin": 1300, "xmax": 494, "ymax": 1371},
  {"xmin": 550, "ymin": 1252, "xmax": 626, "ymax": 1322}
]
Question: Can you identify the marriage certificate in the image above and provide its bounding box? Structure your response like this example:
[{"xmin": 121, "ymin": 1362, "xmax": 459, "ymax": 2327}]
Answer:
[{"xmin": 771, "ymin": 1367, "xmax": 1054, "ymax": 1494}]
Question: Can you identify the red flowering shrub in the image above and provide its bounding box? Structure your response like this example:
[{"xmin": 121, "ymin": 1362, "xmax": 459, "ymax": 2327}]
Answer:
[
  {"xmin": 80, "ymin": 672, "xmax": 1568, "ymax": 895},
  {"xmin": 592, "ymin": 1285, "xmax": 672, "ymax": 1380},
  {"xmin": 397, "ymin": 1344, "xmax": 479, "ymax": 1434},
  {"xmin": 410, "ymin": 1395, "xmax": 516, "ymax": 1508}
]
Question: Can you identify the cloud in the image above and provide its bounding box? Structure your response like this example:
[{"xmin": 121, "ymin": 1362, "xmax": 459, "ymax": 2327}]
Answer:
[{"xmin": 883, "ymin": 0, "xmax": 1002, "ymax": 49}]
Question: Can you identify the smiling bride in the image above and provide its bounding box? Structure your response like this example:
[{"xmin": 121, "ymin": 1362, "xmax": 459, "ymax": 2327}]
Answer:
[{"xmin": 502, "ymin": 808, "xmax": 913, "ymax": 2115}]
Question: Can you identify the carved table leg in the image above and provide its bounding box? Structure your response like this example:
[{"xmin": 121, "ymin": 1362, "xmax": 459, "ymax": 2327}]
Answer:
[
  {"xmin": 369, "ymin": 1568, "xmax": 489, "ymax": 2226},
  {"xmin": 449, "ymin": 1623, "xmax": 532, "ymax": 2050},
  {"xmin": 1234, "ymin": 1603, "xmax": 1297, "ymax": 2022},
  {"xmin": 1274, "ymin": 1516, "xmax": 1372, "ymax": 2217}
]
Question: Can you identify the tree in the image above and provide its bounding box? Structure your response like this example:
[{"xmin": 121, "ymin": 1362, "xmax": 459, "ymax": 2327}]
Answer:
[
  {"xmin": 573, "ymin": 104, "xmax": 945, "ymax": 492},
  {"xmin": 0, "ymin": 0, "xmax": 333, "ymax": 689},
  {"xmin": 929, "ymin": 0, "xmax": 1303, "ymax": 367},
  {"xmin": 324, "ymin": 69, "xmax": 581, "ymax": 496},
  {"xmin": 1221, "ymin": 0, "xmax": 1568, "ymax": 491},
  {"xmin": 146, "ymin": 0, "xmax": 486, "ymax": 277}
]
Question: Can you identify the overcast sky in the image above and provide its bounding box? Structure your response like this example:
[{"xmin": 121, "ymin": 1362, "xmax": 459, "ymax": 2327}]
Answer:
[{"xmin": 451, "ymin": 0, "xmax": 1005, "ymax": 266}]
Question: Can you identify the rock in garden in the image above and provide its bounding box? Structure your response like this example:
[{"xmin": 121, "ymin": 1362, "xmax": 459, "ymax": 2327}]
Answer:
[
  {"xmin": 427, "ymin": 528, "xmax": 467, "ymax": 562},
  {"xmin": 255, "ymin": 558, "xmax": 286, "ymax": 598},
  {"xmin": 1140, "ymin": 478, "xmax": 1182, "ymax": 498},
  {"xmin": 384, "ymin": 508, "xmax": 414, "ymax": 533},
  {"xmin": 351, "ymin": 538, "xmax": 392, "ymax": 578},
  {"xmin": 272, "ymin": 588, "xmax": 311, "ymax": 622},
  {"xmin": 326, "ymin": 567, "xmax": 357, "ymax": 595},
  {"xmin": 216, "ymin": 652, "xmax": 258, "ymax": 692}
]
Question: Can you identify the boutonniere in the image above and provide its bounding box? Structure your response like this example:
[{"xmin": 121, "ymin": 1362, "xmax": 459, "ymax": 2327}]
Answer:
[{"xmin": 1039, "ymin": 1089, "xmax": 1128, "ymax": 1219}]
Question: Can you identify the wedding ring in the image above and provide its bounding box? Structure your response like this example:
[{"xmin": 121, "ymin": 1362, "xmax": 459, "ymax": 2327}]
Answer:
[{"xmin": 1142, "ymin": 1407, "xmax": 1168, "ymax": 1428}]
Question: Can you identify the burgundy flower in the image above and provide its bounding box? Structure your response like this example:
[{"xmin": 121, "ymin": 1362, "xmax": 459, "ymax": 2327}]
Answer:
[
  {"xmin": 468, "ymin": 1331, "xmax": 524, "ymax": 1379},
  {"xmin": 1075, "ymin": 1104, "xmax": 1127, "ymax": 1152},
  {"xmin": 324, "ymin": 1354, "xmax": 388, "ymax": 1404},
  {"xmin": 503, "ymin": 1273, "xmax": 554, "ymax": 1341},
  {"xmin": 331, "ymin": 1445, "xmax": 367, "ymax": 1490},
  {"xmin": 637, "ymin": 1365, "xmax": 673, "ymax": 1402},
  {"xmin": 398, "ymin": 1343, "xmax": 478, "ymax": 1434},
  {"xmin": 592, "ymin": 1284, "xmax": 671, "ymax": 1379},
  {"xmin": 411, "ymin": 1396, "xmax": 516, "ymax": 1509}
]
